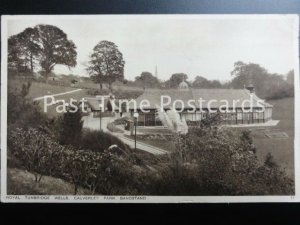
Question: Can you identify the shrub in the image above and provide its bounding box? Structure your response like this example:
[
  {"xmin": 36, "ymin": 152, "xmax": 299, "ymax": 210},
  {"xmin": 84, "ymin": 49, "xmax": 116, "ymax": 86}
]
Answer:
[
  {"xmin": 8, "ymin": 128, "xmax": 66, "ymax": 182},
  {"xmin": 8, "ymin": 82, "xmax": 50, "ymax": 129},
  {"xmin": 80, "ymin": 129, "xmax": 128, "ymax": 153},
  {"xmin": 56, "ymin": 106, "xmax": 83, "ymax": 147},
  {"xmin": 148, "ymin": 127, "xmax": 294, "ymax": 195}
]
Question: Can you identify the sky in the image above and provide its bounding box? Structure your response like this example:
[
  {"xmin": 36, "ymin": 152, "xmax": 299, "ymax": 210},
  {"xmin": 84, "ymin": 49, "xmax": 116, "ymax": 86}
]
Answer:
[{"xmin": 6, "ymin": 15, "xmax": 298, "ymax": 82}]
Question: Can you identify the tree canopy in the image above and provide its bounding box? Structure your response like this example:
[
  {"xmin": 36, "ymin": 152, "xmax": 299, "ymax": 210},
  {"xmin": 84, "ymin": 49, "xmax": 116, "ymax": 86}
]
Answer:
[
  {"xmin": 8, "ymin": 24, "xmax": 77, "ymax": 77},
  {"xmin": 35, "ymin": 25, "xmax": 77, "ymax": 76},
  {"xmin": 231, "ymin": 61, "xmax": 293, "ymax": 99},
  {"xmin": 8, "ymin": 27, "xmax": 40, "ymax": 74},
  {"xmin": 87, "ymin": 40, "xmax": 125, "ymax": 91},
  {"xmin": 134, "ymin": 71, "xmax": 160, "ymax": 88},
  {"xmin": 165, "ymin": 73, "xmax": 189, "ymax": 88},
  {"xmin": 192, "ymin": 76, "xmax": 222, "ymax": 88}
]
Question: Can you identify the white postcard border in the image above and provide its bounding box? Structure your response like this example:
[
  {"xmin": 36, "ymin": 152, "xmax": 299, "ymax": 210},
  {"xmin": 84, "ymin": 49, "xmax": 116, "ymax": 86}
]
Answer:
[{"xmin": 1, "ymin": 14, "xmax": 300, "ymax": 203}]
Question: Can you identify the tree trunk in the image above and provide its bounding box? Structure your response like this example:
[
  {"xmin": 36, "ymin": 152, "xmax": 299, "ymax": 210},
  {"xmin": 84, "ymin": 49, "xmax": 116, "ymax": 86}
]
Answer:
[
  {"xmin": 109, "ymin": 82, "xmax": 112, "ymax": 92},
  {"xmin": 99, "ymin": 82, "xmax": 103, "ymax": 90},
  {"xmin": 74, "ymin": 185, "xmax": 78, "ymax": 195},
  {"xmin": 30, "ymin": 53, "xmax": 34, "ymax": 73}
]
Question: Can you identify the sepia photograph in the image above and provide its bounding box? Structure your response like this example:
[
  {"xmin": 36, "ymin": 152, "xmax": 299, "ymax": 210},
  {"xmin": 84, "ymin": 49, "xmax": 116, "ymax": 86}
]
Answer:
[{"xmin": 1, "ymin": 15, "xmax": 299, "ymax": 202}]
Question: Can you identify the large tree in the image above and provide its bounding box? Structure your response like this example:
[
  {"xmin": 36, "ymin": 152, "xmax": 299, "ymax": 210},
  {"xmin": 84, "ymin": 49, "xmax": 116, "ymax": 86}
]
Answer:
[
  {"xmin": 35, "ymin": 25, "xmax": 77, "ymax": 78},
  {"xmin": 8, "ymin": 25, "xmax": 77, "ymax": 78},
  {"xmin": 135, "ymin": 71, "xmax": 160, "ymax": 88},
  {"xmin": 230, "ymin": 61, "xmax": 293, "ymax": 99},
  {"xmin": 8, "ymin": 27, "xmax": 40, "ymax": 74},
  {"xmin": 87, "ymin": 40, "xmax": 125, "ymax": 91}
]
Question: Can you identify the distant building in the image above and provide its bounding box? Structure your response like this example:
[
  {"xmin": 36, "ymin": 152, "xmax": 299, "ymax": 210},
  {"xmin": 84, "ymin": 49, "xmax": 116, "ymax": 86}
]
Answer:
[{"xmin": 82, "ymin": 95, "xmax": 120, "ymax": 118}]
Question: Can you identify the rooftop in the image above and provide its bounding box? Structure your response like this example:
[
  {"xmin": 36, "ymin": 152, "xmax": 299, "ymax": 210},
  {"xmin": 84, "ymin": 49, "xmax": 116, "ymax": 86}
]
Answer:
[{"xmin": 131, "ymin": 88, "xmax": 272, "ymax": 109}]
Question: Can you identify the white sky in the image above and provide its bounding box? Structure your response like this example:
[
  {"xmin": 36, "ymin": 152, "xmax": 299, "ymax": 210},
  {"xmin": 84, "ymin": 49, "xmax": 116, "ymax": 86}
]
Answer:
[{"xmin": 6, "ymin": 15, "xmax": 297, "ymax": 82}]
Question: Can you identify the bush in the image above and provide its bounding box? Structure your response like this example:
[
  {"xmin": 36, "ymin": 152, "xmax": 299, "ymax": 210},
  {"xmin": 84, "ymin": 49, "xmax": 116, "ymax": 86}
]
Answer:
[
  {"xmin": 7, "ymin": 125, "xmax": 294, "ymax": 195},
  {"xmin": 153, "ymin": 127, "xmax": 293, "ymax": 195},
  {"xmin": 8, "ymin": 128, "xmax": 66, "ymax": 182},
  {"xmin": 56, "ymin": 106, "xmax": 83, "ymax": 147},
  {"xmin": 80, "ymin": 129, "xmax": 128, "ymax": 153},
  {"xmin": 8, "ymin": 82, "xmax": 51, "ymax": 130},
  {"xmin": 8, "ymin": 127, "xmax": 146, "ymax": 195}
]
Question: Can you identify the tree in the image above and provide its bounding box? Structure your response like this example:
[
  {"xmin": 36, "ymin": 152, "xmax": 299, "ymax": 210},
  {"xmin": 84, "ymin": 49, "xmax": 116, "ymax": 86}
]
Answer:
[
  {"xmin": 192, "ymin": 76, "xmax": 209, "ymax": 88},
  {"xmin": 135, "ymin": 71, "xmax": 160, "ymax": 88},
  {"xmin": 231, "ymin": 61, "xmax": 268, "ymax": 92},
  {"xmin": 192, "ymin": 76, "xmax": 222, "ymax": 89},
  {"xmin": 230, "ymin": 61, "xmax": 293, "ymax": 99},
  {"xmin": 57, "ymin": 105, "xmax": 83, "ymax": 147},
  {"xmin": 166, "ymin": 73, "xmax": 188, "ymax": 88},
  {"xmin": 8, "ymin": 25, "xmax": 77, "ymax": 78},
  {"xmin": 8, "ymin": 28, "xmax": 40, "ymax": 75},
  {"xmin": 87, "ymin": 40, "xmax": 125, "ymax": 91},
  {"xmin": 35, "ymin": 24, "xmax": 77, "ymax": 78}
]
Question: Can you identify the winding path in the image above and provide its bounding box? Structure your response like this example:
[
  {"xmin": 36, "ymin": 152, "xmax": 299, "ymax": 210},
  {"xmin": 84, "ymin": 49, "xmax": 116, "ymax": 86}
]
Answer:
[{"xmin": 82, "ymin": 116, "xmax": 168, "ymax": 155}]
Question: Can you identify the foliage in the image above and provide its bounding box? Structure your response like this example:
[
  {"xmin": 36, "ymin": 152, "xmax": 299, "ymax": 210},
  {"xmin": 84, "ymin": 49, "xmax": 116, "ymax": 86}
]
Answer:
[
  {"xmin": 87, "ymin": 40, "xmax": 125, "ymax": 91},
  {"xmin": 8, "ymin": 81, "xmax": 51, "ymax": 129},
  {"xmin": 56, "ymin": 105, "xmax": 83, "ymax": 147},
  {"xmin": 149, "ymin": 127, "xmax": 293, "ymax": 195},
  {"xmin": 231, "ymin": 61, "xmax": 294, "ymax": 99},
  {"xmin": 8, "ymin": 127, "xmax": 145, "ymax": 195},
  {"xmin": 80, "ymin": 129, "xmax": 128, "ymax": 153},
  {"xmin": 8, "ymin": 128, "xmax": 65, "ymax": 182},
  {"xmin": 134, "ymin": 71, "xmax": 160, "ymax": 88},
  {"xmin": 35, "ymin": 24, "xmax": 77, "ymax": 76},
  {"xmin": 165, "ymin": 73, "xmax": 189, "ymax": 88},
  {"xmin": 8, "ymin": 27, "xmax": 40, "ymax": 74},
  {"xmin": 198, "ymin": 112, "xmax": 222, "ymax": 129},
  {"xmin": 8, "ymin": 24, "xmax": 77, "ymax": 77},
  {"xmin": 192, "ymin": 76, "xmax": 222, "ymax": 88},
  {"xmin": 8, "ymin": 124, "xmax": 294, "ymax": 195}
]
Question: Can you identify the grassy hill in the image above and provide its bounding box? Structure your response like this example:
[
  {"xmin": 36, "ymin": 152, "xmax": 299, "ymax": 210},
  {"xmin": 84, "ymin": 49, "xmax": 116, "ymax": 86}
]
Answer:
[
  {"xmin": 7, "ymin": 167, "xmax": 93, "ymax": 195},
  {"xmin": 251, "ymin": 97, "xmax": 294, "ymax": 178},
  {"xmin": 9, "ymin": 79, "xmax": 78, "ymax": 99}
]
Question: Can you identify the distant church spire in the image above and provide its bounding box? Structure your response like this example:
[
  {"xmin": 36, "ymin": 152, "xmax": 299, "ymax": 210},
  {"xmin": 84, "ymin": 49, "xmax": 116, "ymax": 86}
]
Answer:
[{"xmin": 155, "ymin": 65, "xmax": 158, "ymax": 78}]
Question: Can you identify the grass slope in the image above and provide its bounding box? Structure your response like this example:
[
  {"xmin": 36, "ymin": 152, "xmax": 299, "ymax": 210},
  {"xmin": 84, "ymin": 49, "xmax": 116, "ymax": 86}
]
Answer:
[
  {"xmin": 9, "ymin": 79, "xmax": 78, "ymax": 98},
  {"xmin": 251, "ymin": 97, "xmax": 294, "ymax": 179},
  {"xmin": 7, "ymin": 168, "xmax": 93, "ymax": 195}
]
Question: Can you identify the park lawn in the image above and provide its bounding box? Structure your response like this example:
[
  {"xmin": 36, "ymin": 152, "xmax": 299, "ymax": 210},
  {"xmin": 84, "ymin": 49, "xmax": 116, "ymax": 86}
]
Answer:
[
  {"xmin": 28, "ymin": 82, "xmax": 78, "ymax": 99},
  {"xmin": 250, "ymin": 97, "xmax": 294, "ymax": 179},
  {"xmin": 37, "ymin": 89, "xmax": 94, "ymax": 118},
  {"xmin": 8, "ymin": 79, "xmax": 78, "ymax": 99}
]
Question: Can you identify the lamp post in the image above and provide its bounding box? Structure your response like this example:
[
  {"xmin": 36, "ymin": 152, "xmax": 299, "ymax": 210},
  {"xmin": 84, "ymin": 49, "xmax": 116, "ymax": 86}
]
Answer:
[
  {"xmin": 133, "ymin": 112, "xmax": 139, "ymax": 151},
  {"xmin": 99, "ymin": 111, "xmax": 102, "ymax": 131}
]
